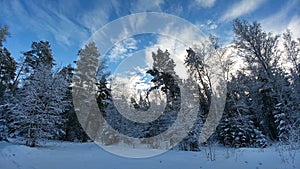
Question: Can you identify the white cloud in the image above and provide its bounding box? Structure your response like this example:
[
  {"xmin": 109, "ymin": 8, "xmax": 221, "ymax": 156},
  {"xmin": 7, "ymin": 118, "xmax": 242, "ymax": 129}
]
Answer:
[
  {"xmin": 1, "ymin": 0, "xmax": 90, "ymax": 47},
  {"xmin": 209, "ymin": 24, "xmax": 218, "ymax": 30},
  {"xmin": 110, "ymin": 0, "xmax": 122, "ymax": 16},
  {"xmin": 79, "ymin": 4, "xmax": 110, "ymax": 34},
  {"xmin": 195, "ymin": 0, "xmax": 216, "ymax": 8},
  {"xmin": 260, "ymin": 0, "xmax": 300, "ymax": 38},
  {"xmin": 89, "ymin": 11, "xmax": 207, "ymax": 80},
  {"xmin": 108, "ymin": 38, "xmax": 138, "ymax": 61},
  {"xmin": 130, "ymin": 0, "xmax": 165, "ymax": 13},
  {"xmin": 220, "ymin": 0, "xmax": 266, "ymax": 21},
  {"xmin": 287, "ymin": 15, "xmax": 300, "ymax": 39},
  {"xmin": 0, "ymin": 0, "xmax": 115, "ymax": 49}
]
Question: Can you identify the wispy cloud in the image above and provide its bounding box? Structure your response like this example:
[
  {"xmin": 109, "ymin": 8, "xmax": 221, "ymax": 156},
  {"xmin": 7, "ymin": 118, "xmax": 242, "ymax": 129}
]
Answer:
[
  {"xmin": 108, "ymin": 38, "xmax": 138, "ymax": 61},
  {"xmin": 79, "ymin": 3, "xmax": 110, "ymax": 34},
  {"xmin": 220, "ymin": 0, "xmax": 266, "ymax": 21},
  {"xmin": 287, "ymin": 15, "xmax": 300, "ymax": 39},
  {"xmin": 195, "ymin": 0, "xmax": 216, "ymax": 8},
  {"xmin": 196, "ymin": 19, "xmax": 219, "ymax": 32},
  {"xmin": 260, "ymin": 0, "xmax": 299, "ymax": 36},
  {"xmin": 0, "ymin": 0, "xmax": 113, "ymax": 48},
  {"xmin": 1, "ymin": 0, "xmax": 89, "ymax": 47},
  {"xmin": 130, "ymin": 0, "xmax": 165, "ymax": 13}
]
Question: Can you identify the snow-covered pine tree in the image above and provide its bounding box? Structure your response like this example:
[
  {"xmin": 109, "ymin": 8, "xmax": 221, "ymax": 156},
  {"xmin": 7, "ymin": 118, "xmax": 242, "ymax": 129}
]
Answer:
[
  {"xmin": 0, "ymin": 25, "xmax": 16, "ymax": 141},
  {"xmin": 145, "ymin": 49, "xmax": 181, "ymax": 148},
  {"xmin": 218, "ymin": 72, "xmax": 268, "ymax": 148},
  {"xmin": 11, "ymin": 64, "xmax": 68, "ymax": 146},
  {"xmin": 0, "ymin": 92, "xmax": 11, "ymax": 141},
  {"xmin": 59, "ymin": 65, "xmax": 89, "ymax": 142},
  {"xmin": 9, "ymin": 41, "xmax": 68, "ymax": 147},
  {"xmin": 182, "ymin": 37, "xmax": 220, "ymax": 151},
  {"xmin": 282, "ymin": 30, "xmax": 300, "ymax": 140},
  {"xmin": 274, "ymin": 31, "xmax": 300, "ymax": 159},
  {"xmin": 0, "ymin": 25, "xmax": 16, "ymax": 97},
  {"xmin": 73, "ymin": 42, "xmax": 107, "ymax": 142},
  {"xmin": 232, "ymin": 19, "xmax": 295, "ymax": 142}
]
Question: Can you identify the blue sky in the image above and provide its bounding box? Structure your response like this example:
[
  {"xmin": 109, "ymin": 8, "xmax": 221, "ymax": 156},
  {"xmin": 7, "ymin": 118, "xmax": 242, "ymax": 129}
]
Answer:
[{"xmin": 0, "ymin": 0, "xmax": 299, "ymax": 69}]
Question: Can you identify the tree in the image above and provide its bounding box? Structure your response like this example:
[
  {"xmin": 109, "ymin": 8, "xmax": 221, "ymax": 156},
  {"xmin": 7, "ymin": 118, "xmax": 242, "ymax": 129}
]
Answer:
[
  {"xmin": 184, "ymin": 35, "xmax": 228, "ymax": 150},
  {"xmin": 283, "ymin": 30, "xmax": 300, "ymax": 121},
  {"xmin": 0, "ymin": 25, "xmax": 16, "ymax": 141},
  {"xmin": 59, "ymin": 65, "xmax": 89, "ymax": 142},
  {"xmin": 23, "ymin": 41, "xmax": 54, "ymax": 76},
  {"xmin": 10, "ymin": 64, "xmax": 68, "ymax": 146},
  {"xmin": 0, "ymin": 91, "xmax": 15, "ymax": 141},
  {"xmin": 232, "ymin": 19, "xmax": 291, "ymax": 141},
  {"xmin": 0, "ymin": 25, "xmax": 16, "ymax": 97},
  {"xmin": 218, "ymin": 72, "xmax": 268, "ymax": 148},
  {"xmin": 9, "ymin": 41, "xmax": 68, "ymax": 147},
  {"xmin": 73, "ymin": 42, "xmax": 104, "ymax": 141},
  {"xmin": 279, "ymin": 30, "xmax": 300, "ymax": 151},
  {"xmin": 152, "ymin": 49, "xmax": 176, "ymax": 74},
  {"xmin": 283, "ymin": 30, "xmax": 300, "ymax": 78},
  {"xmin": 0, "ymin": 25, "xmax": 9, "ymax": 46},
  {"xmin": 147, "ymin": 49, "xmax": 180, "ymax": 140}
]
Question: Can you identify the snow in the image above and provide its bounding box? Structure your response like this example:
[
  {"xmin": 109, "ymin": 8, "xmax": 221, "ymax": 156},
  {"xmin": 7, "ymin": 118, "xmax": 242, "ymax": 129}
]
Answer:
[{"xmin": 0, "ymin": 141, "xmax": 299, "ymax": 169}]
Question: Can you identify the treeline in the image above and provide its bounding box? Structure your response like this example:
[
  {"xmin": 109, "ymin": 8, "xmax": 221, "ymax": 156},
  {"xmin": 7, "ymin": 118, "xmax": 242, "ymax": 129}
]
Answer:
[{"xmin": 0, "ymin": 19, "xmax": 299, "ymax": 150}]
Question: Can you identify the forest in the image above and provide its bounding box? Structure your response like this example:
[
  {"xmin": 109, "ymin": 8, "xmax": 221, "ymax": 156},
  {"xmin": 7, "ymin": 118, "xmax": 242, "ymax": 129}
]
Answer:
[{"xmin": 0, "ymin": 18, "xmax": 299, "ymax": 153}]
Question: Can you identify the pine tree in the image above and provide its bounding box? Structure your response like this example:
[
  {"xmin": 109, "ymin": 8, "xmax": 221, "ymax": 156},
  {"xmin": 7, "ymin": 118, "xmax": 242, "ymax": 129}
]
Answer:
[
  {"xmin": 232, "ymin": 19, "xmax": 291, "ymax": 141},
  {"xmin": 183, "ymin": 36, "xmax": 222, "ymax": 151},
  {"xmin": 0, "ymin": 25, "xmax": 16, "ymax": 97},
  {"xmin": 23, "ymin": 41, "xmax": 54, "ymax": 72},
  {"xmin": 144, "ymin": 49, "xmax": 182, "ymax": 149},
  {"xmin": 9, "ymin": 41, "xmax": 68, "ymax": 147},
  {"xmin": 218, "ymin": 73, "xmax": 268, "ymax": 147},
  {"xmin": 280, "ymin": 30, "xmax": 300, "ymax": 146},
  {"xmin": 0, "ymin": 92, "xmax": 13, "ymax": 141},
  {"xmin": 59, "ymin": 65, "xmax": 89, "ymax": 142},
  {"xmin": 73, "ymin": 42, "xmax": 103, "ymax": 141},
  {"xmin": 11, "ymin": 64, "xmax": 68, "ymax": 146},
  {"xmin": 0, "ymin": 25, "xmax": 16, "ymax": 141}
]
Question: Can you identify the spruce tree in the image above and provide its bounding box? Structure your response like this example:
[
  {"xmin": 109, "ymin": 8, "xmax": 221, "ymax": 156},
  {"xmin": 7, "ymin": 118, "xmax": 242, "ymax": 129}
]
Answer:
[
  {"xmin": 10, "ymin": 41, "xmax": 68, "ymax": 147},
  {"xmin": 0, "ymin": 25, "xmax": 16, "ymax": 141}
]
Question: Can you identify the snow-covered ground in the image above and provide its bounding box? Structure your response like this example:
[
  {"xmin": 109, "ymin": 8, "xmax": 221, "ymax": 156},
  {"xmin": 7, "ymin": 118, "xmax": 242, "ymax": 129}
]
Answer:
[{"xmin": 0, "ymin": 141, "xmax": 299, "ymax": 169}]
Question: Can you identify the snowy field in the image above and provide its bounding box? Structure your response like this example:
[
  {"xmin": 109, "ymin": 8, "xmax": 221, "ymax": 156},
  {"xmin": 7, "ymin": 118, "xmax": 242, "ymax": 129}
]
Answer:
[{"xmin": 0, "ymin": 141, "xmax": 299, "ymax": 169}]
